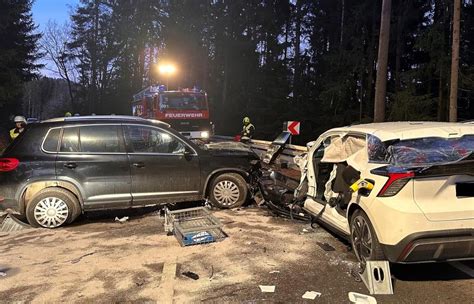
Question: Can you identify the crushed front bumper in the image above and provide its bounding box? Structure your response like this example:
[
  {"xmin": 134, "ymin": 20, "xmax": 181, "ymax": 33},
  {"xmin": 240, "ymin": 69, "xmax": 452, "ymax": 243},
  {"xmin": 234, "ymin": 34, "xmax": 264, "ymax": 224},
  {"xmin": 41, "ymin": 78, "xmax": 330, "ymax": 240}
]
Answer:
[{"xmin": 382, "ymin": 229, "xmax": 474, "ymax": 263}]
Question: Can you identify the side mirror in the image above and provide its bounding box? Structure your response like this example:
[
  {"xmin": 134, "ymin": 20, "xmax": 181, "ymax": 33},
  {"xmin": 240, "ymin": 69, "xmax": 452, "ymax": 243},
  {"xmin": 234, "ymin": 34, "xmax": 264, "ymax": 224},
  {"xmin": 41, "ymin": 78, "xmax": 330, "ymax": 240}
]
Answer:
[{"xmin": 183, "ymin": 147, "xmax": 194, "ymax": 159}]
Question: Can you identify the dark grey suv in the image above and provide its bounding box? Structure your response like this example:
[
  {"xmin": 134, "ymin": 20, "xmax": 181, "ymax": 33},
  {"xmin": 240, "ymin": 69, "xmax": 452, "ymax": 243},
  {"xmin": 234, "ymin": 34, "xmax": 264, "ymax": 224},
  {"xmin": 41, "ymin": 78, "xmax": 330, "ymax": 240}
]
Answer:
[{"xmin": 0, "ymin": 116, "xmax": 259, "ymax": 228}]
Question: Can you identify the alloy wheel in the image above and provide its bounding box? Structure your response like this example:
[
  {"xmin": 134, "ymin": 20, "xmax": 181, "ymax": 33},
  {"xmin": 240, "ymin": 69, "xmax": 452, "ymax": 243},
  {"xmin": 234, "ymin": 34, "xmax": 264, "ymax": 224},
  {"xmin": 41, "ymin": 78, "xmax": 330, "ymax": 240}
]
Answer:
[
  {"xmin": 33, "ymin": 197, "xmax": 69, "ymax": 228},
  {"xmin": 351, "ymin": 214, "xmax": 373, "ymax": 263},
  {"xmin": 213, "ymin": 180, "xmax": 240, "ymax": 207}
]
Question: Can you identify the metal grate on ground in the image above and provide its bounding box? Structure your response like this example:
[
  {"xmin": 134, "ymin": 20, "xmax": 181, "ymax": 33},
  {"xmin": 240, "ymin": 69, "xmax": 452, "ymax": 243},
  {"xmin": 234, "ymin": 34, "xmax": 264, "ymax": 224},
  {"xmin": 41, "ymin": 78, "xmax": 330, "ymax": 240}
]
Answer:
[
  {"xmin": 0, "ymin": 214, "xmax": 32, "ymax": 233},
  {"xmin": 164, "ymin": 207, "xmax": 227, "ymax": 246}
]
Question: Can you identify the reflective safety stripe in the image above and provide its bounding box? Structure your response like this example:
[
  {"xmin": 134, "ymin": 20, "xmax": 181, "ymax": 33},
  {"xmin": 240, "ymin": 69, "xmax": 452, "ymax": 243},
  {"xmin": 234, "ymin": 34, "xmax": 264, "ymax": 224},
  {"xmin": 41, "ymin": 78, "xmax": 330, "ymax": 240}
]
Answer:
[
  {"xmin": 9, "ymin": 129, "xmax": 19, "ymax": 139},
  {"xmin": 242, "ymin": 123, "xmax": 254, "ymax": 136}
]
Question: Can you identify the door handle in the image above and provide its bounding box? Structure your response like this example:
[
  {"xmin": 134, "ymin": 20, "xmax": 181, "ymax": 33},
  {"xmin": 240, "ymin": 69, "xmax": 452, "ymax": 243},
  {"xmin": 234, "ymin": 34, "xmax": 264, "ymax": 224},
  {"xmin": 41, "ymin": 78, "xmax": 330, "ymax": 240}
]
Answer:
[
  {"xmin": 64, "ymin": 162, "xmax": 77, "ymax": 169},
  {"xmin": 133, "ymin": 162, "xmax": 145, "ymax": 168}
]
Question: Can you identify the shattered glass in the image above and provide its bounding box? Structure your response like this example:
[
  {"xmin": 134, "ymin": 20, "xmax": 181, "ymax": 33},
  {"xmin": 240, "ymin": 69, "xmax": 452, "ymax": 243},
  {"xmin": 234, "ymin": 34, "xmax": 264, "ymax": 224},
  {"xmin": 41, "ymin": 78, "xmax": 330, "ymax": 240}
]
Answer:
[
  {"xmin": 388, "ymin": 135, "xmax": 474, "ymax": 166},
  {"xmin": 368, "ymin": 134, "xmax": 474, "ymax": 167},
  {"xmin": 367, "ymin": 134, "xmax": 387, "ymax": 163}
]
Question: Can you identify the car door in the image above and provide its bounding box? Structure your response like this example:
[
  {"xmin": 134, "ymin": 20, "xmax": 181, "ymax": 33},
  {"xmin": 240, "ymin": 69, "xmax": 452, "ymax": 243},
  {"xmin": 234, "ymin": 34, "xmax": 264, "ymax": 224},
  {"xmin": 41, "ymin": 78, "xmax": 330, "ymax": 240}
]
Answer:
[
  {"xmin": 124, "ymin": 124, "xmax": 201, "ymax": 205},
  {"xmin": 55, "ymin": 124, "xmax": 132, "ymax": 210}
]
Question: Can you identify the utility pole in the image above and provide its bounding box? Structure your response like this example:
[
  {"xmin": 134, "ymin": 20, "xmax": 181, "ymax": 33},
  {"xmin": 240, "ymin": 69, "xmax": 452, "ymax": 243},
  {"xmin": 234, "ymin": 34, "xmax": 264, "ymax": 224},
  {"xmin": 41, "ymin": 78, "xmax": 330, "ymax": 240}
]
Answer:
[
  {"xmin": 373, "ymin": 0, "xmax": 392, "ymax": 122},
  {"xmin": 449, "ymin": 0, "xmax": 461, "ymax": 122}
]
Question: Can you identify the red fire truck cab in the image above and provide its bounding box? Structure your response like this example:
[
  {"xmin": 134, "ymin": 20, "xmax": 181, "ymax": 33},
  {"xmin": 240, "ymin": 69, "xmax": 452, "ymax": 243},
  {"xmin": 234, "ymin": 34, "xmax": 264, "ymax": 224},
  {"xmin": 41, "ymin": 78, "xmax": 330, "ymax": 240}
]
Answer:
[{"xmin": 132, "ymin": 85, "xmax": 213, "ymax": 140}]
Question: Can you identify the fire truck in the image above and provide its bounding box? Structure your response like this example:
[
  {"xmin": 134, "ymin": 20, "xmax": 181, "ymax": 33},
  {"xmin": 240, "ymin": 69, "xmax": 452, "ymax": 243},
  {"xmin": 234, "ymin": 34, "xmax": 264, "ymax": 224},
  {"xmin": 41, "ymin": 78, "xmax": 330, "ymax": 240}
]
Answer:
[{"xmin": 131, "ymin": 85, "xmax": 212, "ymax": 140}]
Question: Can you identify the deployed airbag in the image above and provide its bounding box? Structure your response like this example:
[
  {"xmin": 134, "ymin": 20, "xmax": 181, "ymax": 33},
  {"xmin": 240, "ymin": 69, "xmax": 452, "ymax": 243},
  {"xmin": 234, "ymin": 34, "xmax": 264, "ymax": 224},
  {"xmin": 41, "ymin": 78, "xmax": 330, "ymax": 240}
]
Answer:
[{"xmin": 321, "ymin": 136, "xmax": 365, "ymax": 163}]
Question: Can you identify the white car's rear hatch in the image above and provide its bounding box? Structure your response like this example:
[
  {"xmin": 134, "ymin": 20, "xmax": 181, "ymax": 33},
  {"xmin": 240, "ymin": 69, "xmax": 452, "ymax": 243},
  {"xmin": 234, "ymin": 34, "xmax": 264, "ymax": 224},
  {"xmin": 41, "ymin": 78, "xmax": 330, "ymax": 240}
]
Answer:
[
  {"xmin": 369, "ymin": 134, "xmax": 474, "ymax": 222},
  {"xmin": 413, "ymin": 163, "xmax": 474, "ymax": 222}
]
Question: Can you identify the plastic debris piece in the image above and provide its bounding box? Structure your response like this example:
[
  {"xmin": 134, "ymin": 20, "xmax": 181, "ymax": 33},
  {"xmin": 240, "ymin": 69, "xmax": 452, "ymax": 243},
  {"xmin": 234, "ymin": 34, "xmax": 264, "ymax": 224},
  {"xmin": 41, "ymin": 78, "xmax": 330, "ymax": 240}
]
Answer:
[
  {"xmin": 269, "ymin": 270, "xmax": 280, "ymax": 274},
  {"xmin": 350, "ymin": 266, "xmax": 363, "ymax": 282},
  {"xmin": 259, "ymin": 285, "xmax": 275, "ymax": 293},
  {"xmin": 302, "ymin": 291, "xmax": 321, "ymax": 299},
  {"xmin": 317, "ymin": 242, "xmax": 335, "ymax": 251},
  {"xmin": 209, "ymin": 265, "xmax": 214, "ymax": 279},
  {"xmin": 115, "ymin": 216, "xmax": 129, "ymax": 223},
  {"xmin": 302, "ymin": 228, "xmax": 309, "ymax": 232},
  {"xmin": 360, "ymin": 261, "xmax": 393, "ymax": 295},
  {"xmin": 182, "ymin": 271, "xmax": 199, "ymax": 280},
  {"xmin": 0, "ymin": 272, "xmax": 6, "ymax": 277},
  {"xmin": 348, "ymin": 292, "xmax": 377, "ymax": 304}
]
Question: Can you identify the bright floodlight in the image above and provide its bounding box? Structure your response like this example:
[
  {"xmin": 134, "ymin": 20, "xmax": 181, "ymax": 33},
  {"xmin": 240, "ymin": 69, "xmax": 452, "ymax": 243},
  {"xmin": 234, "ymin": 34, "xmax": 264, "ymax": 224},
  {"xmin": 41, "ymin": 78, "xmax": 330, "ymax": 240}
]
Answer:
[{"xmin": 158, "ymin": 64, "xmax": 176, "ymax": 75}]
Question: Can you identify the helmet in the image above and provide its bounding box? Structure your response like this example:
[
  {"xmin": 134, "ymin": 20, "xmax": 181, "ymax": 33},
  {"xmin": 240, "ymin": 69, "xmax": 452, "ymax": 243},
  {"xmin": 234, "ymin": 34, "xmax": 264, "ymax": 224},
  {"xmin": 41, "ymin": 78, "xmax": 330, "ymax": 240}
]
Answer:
[
  {"xmin": 65, "ymin": 112, "xmax": 72, "ymax": 117},
  {"xmin": 243, "ymin": 117, "xmax": 250, "ymax": 124},
  {"xmin": 14, "ymin": 116, "xmax": 26, "ymax": 123}
]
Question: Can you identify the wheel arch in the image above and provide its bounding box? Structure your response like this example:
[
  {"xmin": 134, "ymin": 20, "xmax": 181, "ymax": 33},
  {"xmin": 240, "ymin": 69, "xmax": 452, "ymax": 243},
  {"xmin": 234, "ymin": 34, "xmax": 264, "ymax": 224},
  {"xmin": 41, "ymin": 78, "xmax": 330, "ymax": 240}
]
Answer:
[
  {"xmin": 203, "ymin": 168, "xmax": 249, "ymax": 197},
  {"xmin": 347, "ymin": 203, "xmax": 377, "ymax": 231},
  {"xmin": 20, "ymin": 180, "xmax": 83, "ymax": 213},
  {"xmin": 347, "ymin": 203, "xmax": 363, "ymax": 223},
  {"xmin": 347, "ymin": 202, "xmax": 384, "ymax": 243}
]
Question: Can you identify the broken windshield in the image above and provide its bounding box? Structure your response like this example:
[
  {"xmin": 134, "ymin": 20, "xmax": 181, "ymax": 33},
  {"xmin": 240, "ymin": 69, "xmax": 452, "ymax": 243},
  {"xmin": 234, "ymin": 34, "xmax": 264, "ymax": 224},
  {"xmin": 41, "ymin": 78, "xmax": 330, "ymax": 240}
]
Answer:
[{"xmin": 368, "ymin": 134, "xmax": 474, "ymax": 167}]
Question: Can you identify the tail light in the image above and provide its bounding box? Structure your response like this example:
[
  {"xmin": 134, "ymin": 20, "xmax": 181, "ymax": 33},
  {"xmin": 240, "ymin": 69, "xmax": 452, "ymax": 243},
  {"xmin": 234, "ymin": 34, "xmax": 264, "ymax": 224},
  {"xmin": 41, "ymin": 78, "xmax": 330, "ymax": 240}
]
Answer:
[
  {"xmin": 0, "ymin": 158, "xmax": 20, "ymax": 172},
  {"xmin": 371, "ymin": 167, "xmax": 414, "ymax": 197}
]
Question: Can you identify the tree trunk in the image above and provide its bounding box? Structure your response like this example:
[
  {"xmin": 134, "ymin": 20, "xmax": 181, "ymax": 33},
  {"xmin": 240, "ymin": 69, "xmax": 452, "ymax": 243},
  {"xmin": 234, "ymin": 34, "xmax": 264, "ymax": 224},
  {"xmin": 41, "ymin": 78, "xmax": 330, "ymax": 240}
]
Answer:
[
  {"xmin": 366, "ymin": 4, "xmax": 377, "ymax": 119},
  {"xmin": 293, "ymin": 0, "xmax": 302, "ymax": 103},
  {"xmin": 437, "ymin": 67, "xmax": 446, "ymax": 121},
  {"xmin": 449, "ymin": 0, "xmax": 460, "ymax": 122},
  {"xmin": 373, "ymin": 0, "xmax": 392, "ymax": 122},
  {"xmin": 394, "ymin": 1, "xmax": 405, "ymax": 93},
  {"xmin": 340, "ymin": 0, "xmax": 345, "ymax": 50}
]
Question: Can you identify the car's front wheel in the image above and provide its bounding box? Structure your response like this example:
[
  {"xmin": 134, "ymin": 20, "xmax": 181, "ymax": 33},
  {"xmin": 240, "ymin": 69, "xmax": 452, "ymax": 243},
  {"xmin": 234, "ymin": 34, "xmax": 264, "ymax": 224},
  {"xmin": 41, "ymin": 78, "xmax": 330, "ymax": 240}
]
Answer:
[
  {"xmin": 350, "ymin": 209, "xmax": 386, "ymax": 264},
  {"xmin": 26, "ymin": 187, "xmax": 80, "ymax": 228},
  {"xmin": 209, "ymin": 173, "xmax": 248, "ymax": 209}
]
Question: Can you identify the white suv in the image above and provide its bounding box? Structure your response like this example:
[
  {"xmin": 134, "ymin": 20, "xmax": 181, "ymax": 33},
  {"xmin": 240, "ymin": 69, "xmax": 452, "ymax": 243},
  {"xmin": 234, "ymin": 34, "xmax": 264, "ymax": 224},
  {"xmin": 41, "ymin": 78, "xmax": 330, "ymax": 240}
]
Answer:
[{"xmin": 295, "ymin": 122, "xmax": 473, "ymax": 263}]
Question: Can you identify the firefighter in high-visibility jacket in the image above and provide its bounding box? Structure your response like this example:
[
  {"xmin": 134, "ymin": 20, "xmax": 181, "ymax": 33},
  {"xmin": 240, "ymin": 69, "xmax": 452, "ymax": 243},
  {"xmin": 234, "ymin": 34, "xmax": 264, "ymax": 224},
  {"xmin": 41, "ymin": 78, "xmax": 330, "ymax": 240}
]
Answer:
[
  {"xmin": 10, "ymin": 116, "xmax": 27, "ymax": 140},
  {"xmin": 240, "ymin": 117, "xmax": 255, "ymax": 143}
]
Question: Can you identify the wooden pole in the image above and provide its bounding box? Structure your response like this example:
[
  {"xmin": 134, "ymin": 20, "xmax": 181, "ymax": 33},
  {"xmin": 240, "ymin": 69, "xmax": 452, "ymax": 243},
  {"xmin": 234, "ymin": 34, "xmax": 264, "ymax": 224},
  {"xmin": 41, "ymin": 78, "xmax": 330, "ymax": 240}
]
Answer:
[
  {"xmin": 449, "ymin": 0, "xmax": 461, "ymax": 122},
  {"xmin": 373, "ymin": 0, "xmax": 392, "ymax": 122}
]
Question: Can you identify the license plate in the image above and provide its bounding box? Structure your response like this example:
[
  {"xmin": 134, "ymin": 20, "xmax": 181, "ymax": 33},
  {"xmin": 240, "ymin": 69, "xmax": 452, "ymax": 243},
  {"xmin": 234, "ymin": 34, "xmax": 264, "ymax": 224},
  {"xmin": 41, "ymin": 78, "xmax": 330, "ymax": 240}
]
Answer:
[{"xmin": 456, "ymin": 183, "xmax": 474, "ymax": 197}]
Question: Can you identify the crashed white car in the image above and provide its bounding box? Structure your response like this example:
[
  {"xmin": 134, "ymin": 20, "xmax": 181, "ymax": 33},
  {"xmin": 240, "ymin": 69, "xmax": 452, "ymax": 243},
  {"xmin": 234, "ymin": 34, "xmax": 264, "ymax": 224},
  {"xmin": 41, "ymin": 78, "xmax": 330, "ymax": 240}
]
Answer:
[{"xmin": 260, "ymin": 122, "xmax": 474, "ymax": 264}]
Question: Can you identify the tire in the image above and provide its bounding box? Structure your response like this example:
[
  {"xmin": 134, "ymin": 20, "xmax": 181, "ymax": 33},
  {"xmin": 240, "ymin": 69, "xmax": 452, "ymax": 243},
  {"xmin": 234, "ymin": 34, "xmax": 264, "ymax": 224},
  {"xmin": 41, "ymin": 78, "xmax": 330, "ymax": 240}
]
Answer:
[
  {"xmin": 209, "ymin": 173, "xmax": 248, "ymax": 209},
  {"xmin": 26, "ymin": 187, "xmax": 80, "ymax": 228},
  {"xmin": 350, "ymin": 209, "xmax": 386, "ymax": 265}
]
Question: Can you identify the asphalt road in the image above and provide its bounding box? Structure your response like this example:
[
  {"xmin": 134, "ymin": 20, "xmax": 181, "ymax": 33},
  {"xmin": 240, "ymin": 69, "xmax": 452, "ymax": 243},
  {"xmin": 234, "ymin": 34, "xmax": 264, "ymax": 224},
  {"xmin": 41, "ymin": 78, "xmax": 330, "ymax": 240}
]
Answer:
[{"xmin": 0, "ymin": 204, "xmax": 472, "ymax": 303}]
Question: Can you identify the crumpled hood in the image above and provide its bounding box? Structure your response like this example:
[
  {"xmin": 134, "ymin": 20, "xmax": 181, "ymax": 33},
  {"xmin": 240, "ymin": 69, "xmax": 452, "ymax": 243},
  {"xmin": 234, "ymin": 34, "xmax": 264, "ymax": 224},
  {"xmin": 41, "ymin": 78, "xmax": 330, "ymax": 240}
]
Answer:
[{"xmin": 205, "ymin": 141, "xmax": 258, "ymax": 158}]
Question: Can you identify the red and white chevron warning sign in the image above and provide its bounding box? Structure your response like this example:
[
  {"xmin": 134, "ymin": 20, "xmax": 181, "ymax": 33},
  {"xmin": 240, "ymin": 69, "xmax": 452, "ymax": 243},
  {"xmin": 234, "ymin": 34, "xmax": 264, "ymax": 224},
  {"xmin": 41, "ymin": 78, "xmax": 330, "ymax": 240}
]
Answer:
[{"xmin": 286, "ymin": 121, "xmax": 300, "ymax": 135}]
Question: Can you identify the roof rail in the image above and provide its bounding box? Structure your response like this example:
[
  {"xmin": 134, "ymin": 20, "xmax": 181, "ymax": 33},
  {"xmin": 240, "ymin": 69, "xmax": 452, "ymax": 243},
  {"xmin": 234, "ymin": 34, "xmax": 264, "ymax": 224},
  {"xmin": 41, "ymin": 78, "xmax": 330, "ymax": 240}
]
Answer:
[{"xmin": 41, "ymin": 115, "xmax": 170, "ymax": 127}]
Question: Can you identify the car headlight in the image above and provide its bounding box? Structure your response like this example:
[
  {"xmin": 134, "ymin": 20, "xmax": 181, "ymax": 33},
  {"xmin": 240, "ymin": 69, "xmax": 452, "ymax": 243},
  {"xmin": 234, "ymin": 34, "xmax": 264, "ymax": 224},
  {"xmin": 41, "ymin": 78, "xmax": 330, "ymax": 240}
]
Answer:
[{"xmin": 200, "ymin": 131, "xmax": 209, "ymax": 138}]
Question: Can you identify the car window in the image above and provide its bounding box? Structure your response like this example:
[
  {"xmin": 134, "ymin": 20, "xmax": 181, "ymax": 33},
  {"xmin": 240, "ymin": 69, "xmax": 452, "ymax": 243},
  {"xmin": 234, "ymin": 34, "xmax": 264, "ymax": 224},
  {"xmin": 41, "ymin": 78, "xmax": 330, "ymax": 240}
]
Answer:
[
  {"xmin": 79, "ymin": 125, "xmax": 123, "ymax": 153},
  {"xmin": 126, "ymin": 125, "xmax": 185, "ymax": 154},
  {"xmin": 43, "ymin": 128, "xmax": 61, "ymax": 152},
  {"xmin": 60, "ymin": 127, "xmax": 79, "ymax": 152},
  {"xmin": 314, "ymin": 137, "xmax": 332, "ymax": 159}
]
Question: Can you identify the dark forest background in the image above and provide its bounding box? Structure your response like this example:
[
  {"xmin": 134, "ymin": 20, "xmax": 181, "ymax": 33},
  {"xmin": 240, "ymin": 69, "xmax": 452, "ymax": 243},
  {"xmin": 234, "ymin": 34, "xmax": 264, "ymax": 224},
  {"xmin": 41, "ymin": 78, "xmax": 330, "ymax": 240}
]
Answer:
[{"xmin": 1, "ymin": 0, "xmax": 473, "ymax": 144}]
